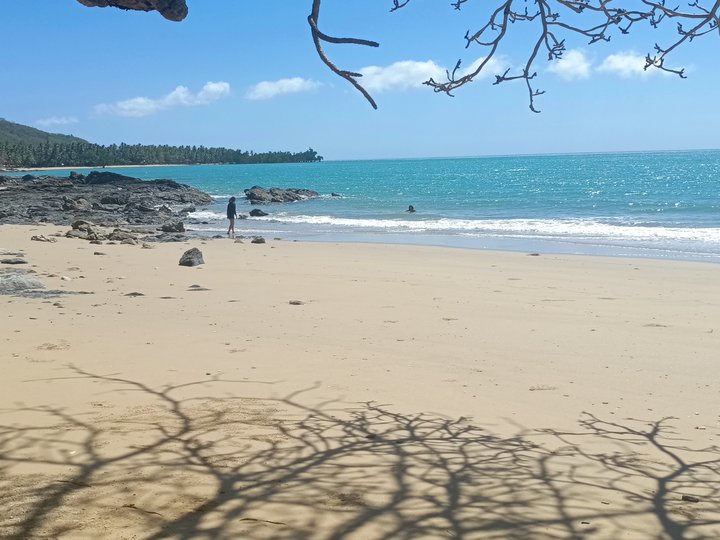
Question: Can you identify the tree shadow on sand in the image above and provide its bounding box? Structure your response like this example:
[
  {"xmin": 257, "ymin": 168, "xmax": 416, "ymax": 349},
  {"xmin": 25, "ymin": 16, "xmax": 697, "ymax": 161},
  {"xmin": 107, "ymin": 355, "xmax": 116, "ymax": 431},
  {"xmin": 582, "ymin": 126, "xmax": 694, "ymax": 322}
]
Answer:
[{"xmin": 1, "ymin": 366, "xmax": 719, "ymax": 539}]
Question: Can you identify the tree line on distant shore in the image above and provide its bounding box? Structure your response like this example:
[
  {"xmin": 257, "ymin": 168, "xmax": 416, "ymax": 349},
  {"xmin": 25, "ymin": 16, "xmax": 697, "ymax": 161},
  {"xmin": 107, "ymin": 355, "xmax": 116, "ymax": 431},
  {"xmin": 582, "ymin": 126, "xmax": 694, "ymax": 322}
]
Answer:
[{"xmin": 0, "ymin": 142, "xmax": 323, "ymax": 168}]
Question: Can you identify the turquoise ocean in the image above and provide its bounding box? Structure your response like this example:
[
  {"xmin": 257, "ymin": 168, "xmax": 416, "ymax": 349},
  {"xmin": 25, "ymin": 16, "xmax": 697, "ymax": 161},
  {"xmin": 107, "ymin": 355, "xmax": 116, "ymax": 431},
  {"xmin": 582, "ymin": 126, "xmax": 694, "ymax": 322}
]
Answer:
[{"xmin": 30, "ymin": 150, "xmax": 720, "ymax": 262}]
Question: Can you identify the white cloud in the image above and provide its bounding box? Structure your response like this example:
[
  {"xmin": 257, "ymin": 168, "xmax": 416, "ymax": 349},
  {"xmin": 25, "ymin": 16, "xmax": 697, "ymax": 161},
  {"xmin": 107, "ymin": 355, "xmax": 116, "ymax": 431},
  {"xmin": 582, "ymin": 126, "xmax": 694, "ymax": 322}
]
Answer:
[
  {"xmin": 95, "ymin": 81, "xmax": 231, "ymax": 117},
  {"xmin": 548, "ymin": 50, "xmax": 591, "ymax": 81},
  {"xmin": 245, "ymin": 78, "xmax": 321, "ymax": 100},
  {"xmin": 35, "ymin": 116, "xmax": 79, "ymax": 128},
  {"xmin": 359, "ymin": 60, "xmax": 445, "ymax": 92},
  {"xmin": 598, "ymin": 52, "xmax": 672, "ymax": 78},
  {"xmin": 358, "ymin": 57, "xmax": 509, "ymax": 93},
  {"xmin": 197, "ymin": 81, "xmax": 232, "ymax": 103},
  {"xmin": 243, "ymin": 58, "xmax": 508, "ymax": 101}
]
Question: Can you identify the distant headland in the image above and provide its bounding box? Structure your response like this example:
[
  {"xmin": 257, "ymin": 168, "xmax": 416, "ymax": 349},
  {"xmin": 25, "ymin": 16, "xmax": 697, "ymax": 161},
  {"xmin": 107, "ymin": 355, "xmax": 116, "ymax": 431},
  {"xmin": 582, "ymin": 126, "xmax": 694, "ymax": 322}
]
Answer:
[{"xmin": 0, "ymin": 118, "xmax": 323, "ymax": 170}]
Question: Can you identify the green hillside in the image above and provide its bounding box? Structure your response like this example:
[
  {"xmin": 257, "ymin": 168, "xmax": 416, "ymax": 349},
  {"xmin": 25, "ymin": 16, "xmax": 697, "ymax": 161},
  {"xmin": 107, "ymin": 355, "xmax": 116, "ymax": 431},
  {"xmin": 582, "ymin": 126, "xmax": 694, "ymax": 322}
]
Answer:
[
  {"xmin": 0, "ymin": 118, "xmax": 322, "ymax": 168},
  {"xmin": 0, "ymin": 118, "xmax": 88, "ymax": 145}
]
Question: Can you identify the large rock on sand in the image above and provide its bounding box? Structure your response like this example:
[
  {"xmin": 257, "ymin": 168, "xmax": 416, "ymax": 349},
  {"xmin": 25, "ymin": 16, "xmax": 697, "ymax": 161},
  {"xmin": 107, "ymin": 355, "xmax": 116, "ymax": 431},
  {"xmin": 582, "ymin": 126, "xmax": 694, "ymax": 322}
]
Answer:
[
  {"xmin": 179, "ymin": 248, "xmax": 204, "ymax": 267},
  {"xmin": 0, "ymin": 271, "xmax": 44, "ymax": 294},
  {"xmin": 67, "ymin": 220, "xmax": 107, "ymax": 241}
]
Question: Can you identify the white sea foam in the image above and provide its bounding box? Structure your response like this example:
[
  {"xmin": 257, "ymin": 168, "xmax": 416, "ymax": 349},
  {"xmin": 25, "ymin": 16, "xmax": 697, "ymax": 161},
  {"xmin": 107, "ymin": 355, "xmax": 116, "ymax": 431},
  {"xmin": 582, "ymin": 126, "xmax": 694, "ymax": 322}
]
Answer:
[
  {"xmin": 254, "ymin": 214, "xmax": 720, "ymax": 244},
  {"xmin": 188, "ymin": 210, "xmax": 226, "ymax": 220},
  {"xmin": 210, "ymin": 195, "xmax": 249, "ymax": 202}
]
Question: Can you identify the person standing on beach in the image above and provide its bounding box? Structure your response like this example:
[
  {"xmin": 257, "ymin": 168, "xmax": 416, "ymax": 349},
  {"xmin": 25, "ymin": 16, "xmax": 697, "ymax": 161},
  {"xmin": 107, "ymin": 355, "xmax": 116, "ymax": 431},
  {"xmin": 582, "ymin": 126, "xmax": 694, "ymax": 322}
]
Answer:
[{"xmin": 227, "ymin": 196, "xmax": 237, "ymax": 238}]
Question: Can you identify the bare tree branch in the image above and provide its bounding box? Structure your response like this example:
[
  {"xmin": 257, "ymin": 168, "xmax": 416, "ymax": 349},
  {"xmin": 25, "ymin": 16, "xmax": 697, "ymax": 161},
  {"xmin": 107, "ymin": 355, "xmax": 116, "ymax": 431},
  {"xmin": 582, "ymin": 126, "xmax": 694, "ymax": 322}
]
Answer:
[
  {"xmin": 308, "ymin": 0, "xmax": 380, "ymax": 109},
  {"xmin": 387, "ymin": 0, "xmax": 719, "ymax": 111},
  {"xmin": 72, "ymin": 0, "xmax": 720, "ymax": 111},
  {"xmin": 76, "ymin": 0, "xmax": 188, "ymax": 21}
]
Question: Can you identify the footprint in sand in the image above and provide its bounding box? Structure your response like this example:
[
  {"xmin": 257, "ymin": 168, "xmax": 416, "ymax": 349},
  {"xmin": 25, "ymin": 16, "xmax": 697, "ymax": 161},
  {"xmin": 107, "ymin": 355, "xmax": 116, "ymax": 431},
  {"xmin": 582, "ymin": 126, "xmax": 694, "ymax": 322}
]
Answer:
[
  {"xmin": 26, "ymin": 356, "xmax": 55, "ymax": 363},
  {"xmin": 36, "ymin": 339, "xmax": 71, "ymax": 351},
  {"xmin": 529, "ymin": 384, "xmax": 558, "ymax": 391},
  {"xmin": 89, "ymin": 401, "xmax": 114, "ymax": 408},
  {"xmin": 324, "ymin": 491, "xmax": 366, "ymax": 508}
]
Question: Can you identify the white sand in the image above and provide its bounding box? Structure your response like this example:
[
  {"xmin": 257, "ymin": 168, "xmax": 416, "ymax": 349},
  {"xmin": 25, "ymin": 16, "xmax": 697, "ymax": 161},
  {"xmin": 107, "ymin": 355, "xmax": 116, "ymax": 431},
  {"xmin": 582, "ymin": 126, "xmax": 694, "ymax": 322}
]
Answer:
[{"xmin": 2, "ymin": 224, "xmax": 719, "ymax": 538}]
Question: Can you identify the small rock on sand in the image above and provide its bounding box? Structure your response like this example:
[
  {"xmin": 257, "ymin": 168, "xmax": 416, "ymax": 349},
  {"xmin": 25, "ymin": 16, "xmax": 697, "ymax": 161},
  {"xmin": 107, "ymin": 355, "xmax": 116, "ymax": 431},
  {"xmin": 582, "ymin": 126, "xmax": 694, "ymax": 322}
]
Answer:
[{"xmin": 31, "ymin": 235, "xmax": 57, "ymax": 243}]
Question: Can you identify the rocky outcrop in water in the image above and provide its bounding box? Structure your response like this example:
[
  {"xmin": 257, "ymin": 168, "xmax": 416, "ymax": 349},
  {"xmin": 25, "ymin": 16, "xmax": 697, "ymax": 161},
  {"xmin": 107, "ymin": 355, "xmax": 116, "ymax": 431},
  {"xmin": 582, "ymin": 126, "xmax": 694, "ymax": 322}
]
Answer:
[
  {"xmin": 0, "ymin": 171, "xmax": 213, "ymax": 228},
  {"xmin": 244, "ymin": 186, "xmax": 319, "ymax": 204},
  {"xmin": 75, "ymin": 0, "xmax": 188, "ymax": 21}
]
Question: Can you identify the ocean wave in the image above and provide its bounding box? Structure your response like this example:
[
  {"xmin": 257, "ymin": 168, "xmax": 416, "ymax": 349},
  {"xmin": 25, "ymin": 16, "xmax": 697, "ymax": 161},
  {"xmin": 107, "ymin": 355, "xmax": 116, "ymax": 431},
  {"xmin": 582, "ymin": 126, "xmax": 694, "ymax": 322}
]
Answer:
[
  {"xmin": 188, "ymin": 210, "xmax": 226, "ymax": 220},
  {"xmin": 210, "ymin": 194, "xmax": 248, "ymax": 200},
  {"xmin": 253, "ymin": 214, "xmax": 720, "ymax": 244}
]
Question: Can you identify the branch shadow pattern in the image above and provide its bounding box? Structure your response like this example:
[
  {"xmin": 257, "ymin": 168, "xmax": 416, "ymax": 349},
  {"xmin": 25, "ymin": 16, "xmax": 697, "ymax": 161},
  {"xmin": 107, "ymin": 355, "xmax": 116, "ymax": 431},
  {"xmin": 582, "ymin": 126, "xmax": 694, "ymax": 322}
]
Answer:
[{"xmin": 1, "ymin": 366, "xmax": 719, "ymax": 539}]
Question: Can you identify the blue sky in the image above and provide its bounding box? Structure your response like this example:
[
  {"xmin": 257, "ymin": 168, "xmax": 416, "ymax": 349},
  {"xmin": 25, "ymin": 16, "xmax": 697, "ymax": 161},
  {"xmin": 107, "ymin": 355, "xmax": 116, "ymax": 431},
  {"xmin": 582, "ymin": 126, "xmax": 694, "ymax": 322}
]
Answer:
[{"xmin": 2, "ymin": 0, "xmax": 719, "ymax": 160}]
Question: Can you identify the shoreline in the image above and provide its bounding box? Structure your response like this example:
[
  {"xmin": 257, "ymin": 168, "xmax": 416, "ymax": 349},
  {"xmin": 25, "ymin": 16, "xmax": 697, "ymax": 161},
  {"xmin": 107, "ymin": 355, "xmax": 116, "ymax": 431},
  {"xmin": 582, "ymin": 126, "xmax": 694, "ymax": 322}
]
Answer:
[
  {"xmin": 2, "ymin": 223, "xmax": 719, "ymax": 538},
  {"xmin": 5, "ymin": 158, "xmax": 719, "ymax": 266},
  {"xmin": 187, "ymin": 221, "xmax": 720, "ymax": 265},
  {"xmin": 4, "ymin": 163, "xmax": 193, "ymax": 172},
  {"xmin": 3, "ymin": 161, "xmax": 319, "ymax": 173},
  {"xmin": 264, "ymin": 232, "xmax": 720, "ymax": 264},
  {"xmin": 7, "ymin": 147, "xmax": 720, "ymax": 170}
]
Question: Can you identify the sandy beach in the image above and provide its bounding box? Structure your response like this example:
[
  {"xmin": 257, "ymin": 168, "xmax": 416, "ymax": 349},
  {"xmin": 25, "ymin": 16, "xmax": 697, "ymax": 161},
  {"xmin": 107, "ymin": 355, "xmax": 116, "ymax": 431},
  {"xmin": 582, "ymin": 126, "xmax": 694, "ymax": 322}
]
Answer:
[{"xmin": 1, "ymin": 223, "xmax": 719, "ymax": 539}]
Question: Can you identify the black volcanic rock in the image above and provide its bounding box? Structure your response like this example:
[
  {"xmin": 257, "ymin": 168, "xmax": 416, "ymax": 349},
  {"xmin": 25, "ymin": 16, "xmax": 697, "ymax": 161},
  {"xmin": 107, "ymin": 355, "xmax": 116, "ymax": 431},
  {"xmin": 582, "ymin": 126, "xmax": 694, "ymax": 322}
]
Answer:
[
  {"xmin": 0, "ymin": 170, "xmax": 213, "ymax": 227},
  {"xmin": 100, "ymin": 194, "xmax": 129, "ymax": 205},
  {"xmin": 244, "ymin": 186, "xmax": 319, "ymax": 204},
  {"xmin": 160, "ymin": 221, "xmax": 185, "ymax": 233}
]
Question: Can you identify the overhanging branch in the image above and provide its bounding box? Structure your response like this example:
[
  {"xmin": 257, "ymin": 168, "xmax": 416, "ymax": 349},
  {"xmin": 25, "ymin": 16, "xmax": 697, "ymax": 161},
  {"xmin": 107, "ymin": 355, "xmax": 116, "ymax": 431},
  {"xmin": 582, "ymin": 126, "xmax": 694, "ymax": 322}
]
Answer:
[
  {"xmin": 308, "ymin": 0, "xmax": 380, "ymax": 109},
  {"xmin": 72, "ymin": 0, "xmax": 720, "ymax": 111}
]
